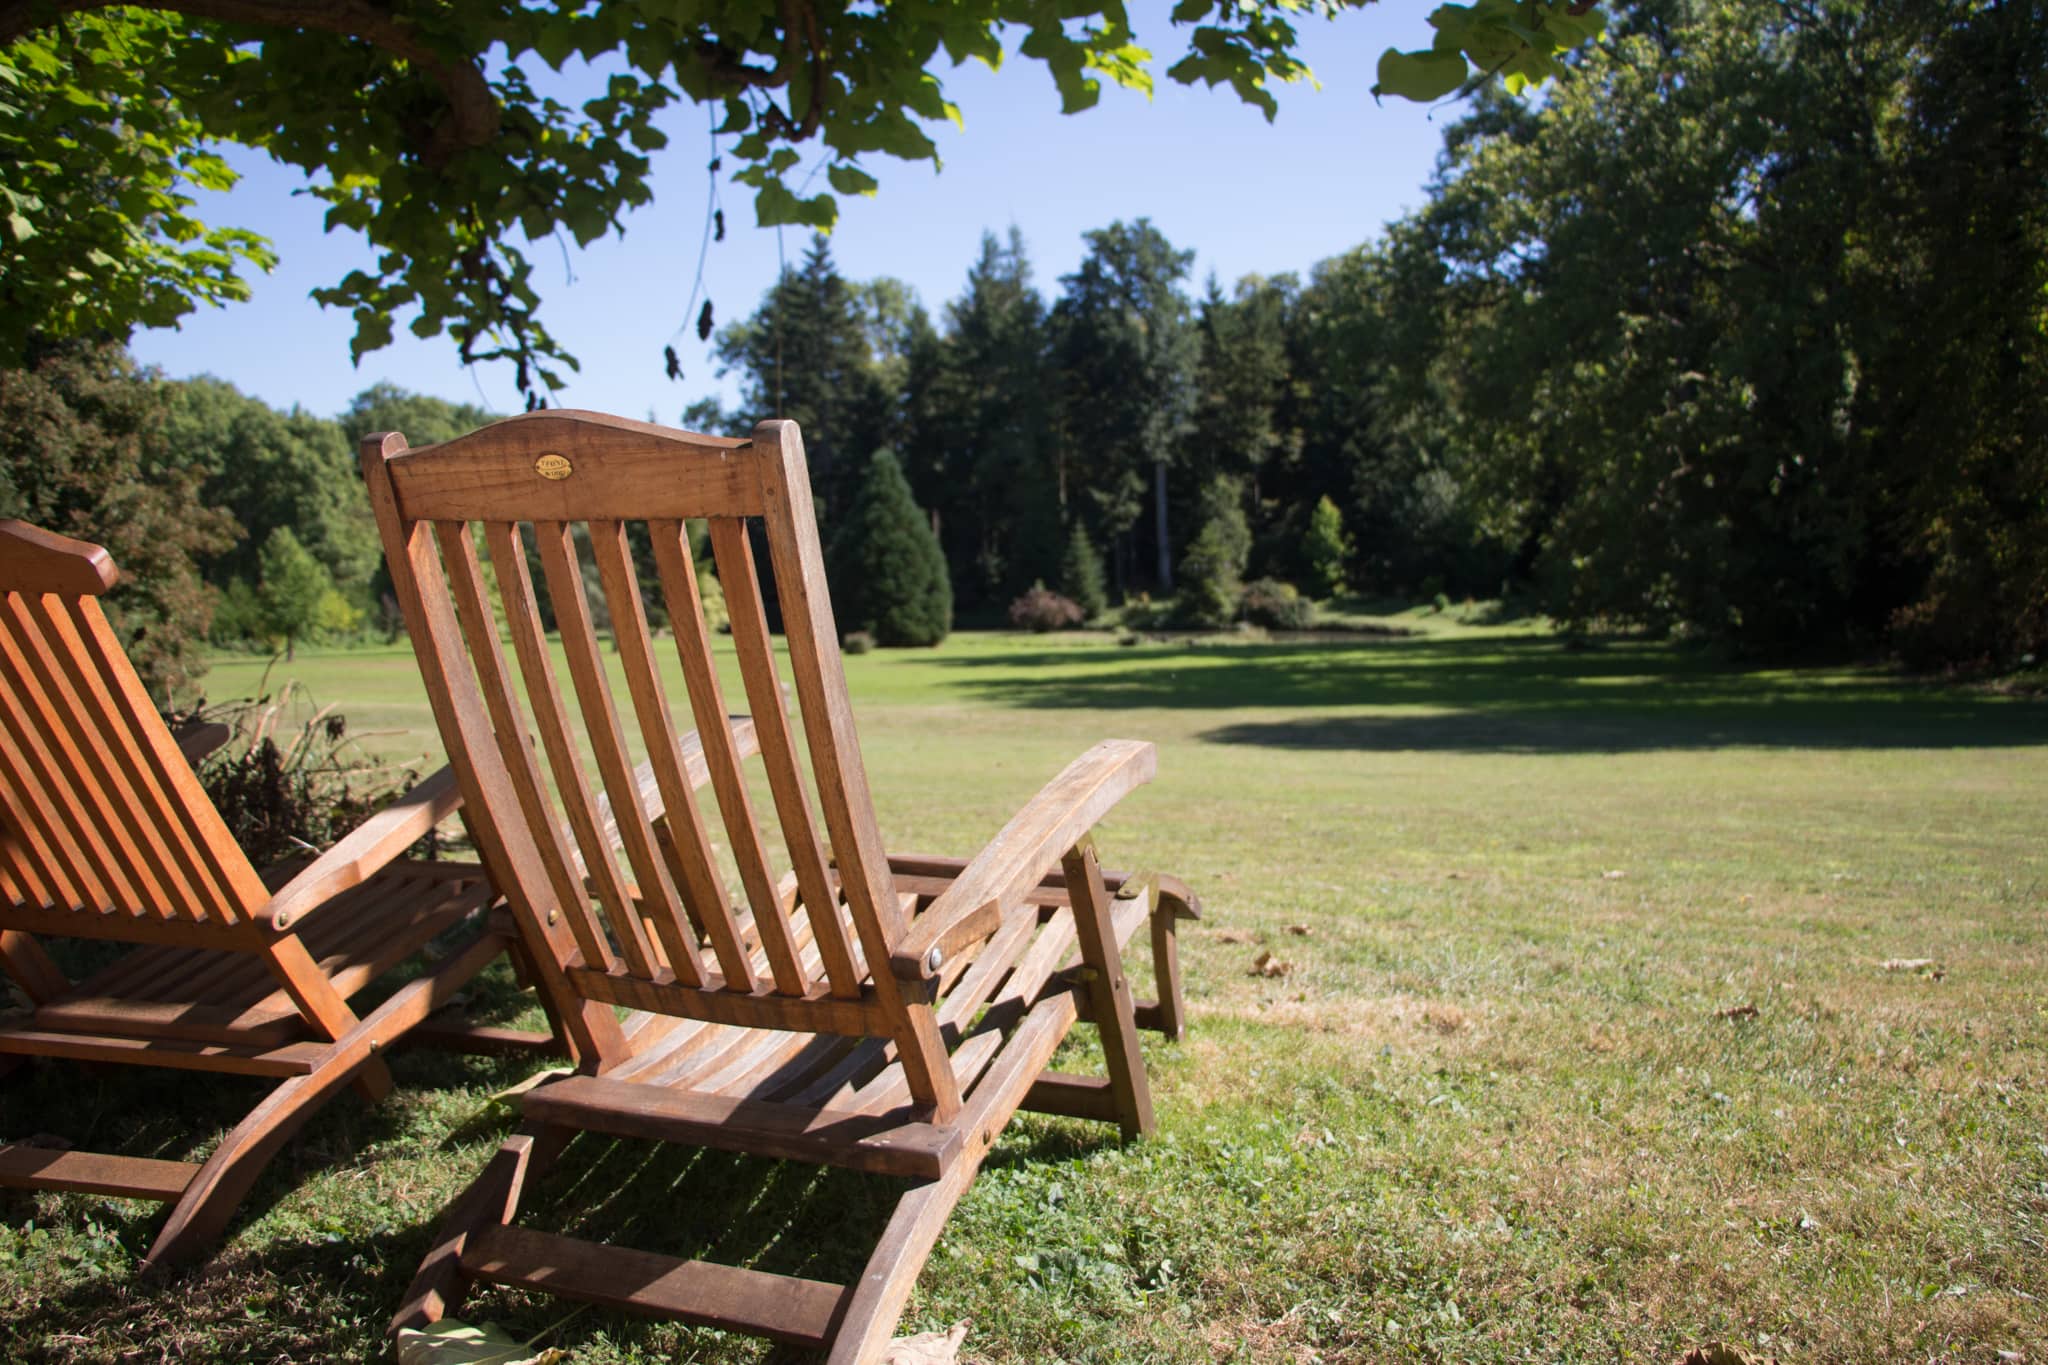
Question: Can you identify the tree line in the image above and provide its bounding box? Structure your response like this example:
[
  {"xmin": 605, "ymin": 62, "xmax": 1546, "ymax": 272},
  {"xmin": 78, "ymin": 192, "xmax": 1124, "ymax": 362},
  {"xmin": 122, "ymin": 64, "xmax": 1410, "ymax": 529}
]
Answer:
[
  {"xmin": 4, "ymin": 0, "xmax": 2038, "ymax": 692},
  {"xmin": 694, "ymin": 0, "xmax": 2047, "ymax": 669}
]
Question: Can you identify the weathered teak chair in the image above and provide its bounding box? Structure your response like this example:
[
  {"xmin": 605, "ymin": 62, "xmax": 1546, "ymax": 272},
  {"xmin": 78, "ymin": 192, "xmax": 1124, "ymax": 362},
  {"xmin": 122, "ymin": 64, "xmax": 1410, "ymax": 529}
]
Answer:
[
  {"xmin": 365, "ymin": 412, "xmax": 1197, "ymax": 1361},
  {"xmin": 0, "ymin": 519, "xmax": 558, "ymax": 1270}
]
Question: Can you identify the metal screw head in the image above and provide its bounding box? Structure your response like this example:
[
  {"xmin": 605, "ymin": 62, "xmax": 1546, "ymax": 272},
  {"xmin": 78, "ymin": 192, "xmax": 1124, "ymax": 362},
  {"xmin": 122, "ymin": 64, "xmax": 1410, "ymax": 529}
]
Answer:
[
  {"xmin": 926, "ymin": 946, "xmax": 944, "ymax": 972},
  {"xmin": 274, "ymin": 913, "xmax": 290, "ymax": 929},
  {"xmin": 547, "ymin": 908, "xmax": 559, "ymax": 925}
]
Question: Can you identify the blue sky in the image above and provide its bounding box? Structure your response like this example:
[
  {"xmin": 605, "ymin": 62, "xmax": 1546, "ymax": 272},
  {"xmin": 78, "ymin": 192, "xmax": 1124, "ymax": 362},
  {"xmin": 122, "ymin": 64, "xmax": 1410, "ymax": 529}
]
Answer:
[{"xmin": 129, "ymin": 2, "xmax": 1453, "ymax": 423}]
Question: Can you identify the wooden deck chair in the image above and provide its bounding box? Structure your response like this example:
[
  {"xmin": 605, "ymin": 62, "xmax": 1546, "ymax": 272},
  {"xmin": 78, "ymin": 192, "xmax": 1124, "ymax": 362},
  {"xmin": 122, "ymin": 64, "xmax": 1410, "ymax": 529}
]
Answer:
[
  {"xmin": 365, "ymin": 412, "xmax": 1198, "ymax": 1361},
  {"xmin": 0, "ymin": 519, "xmax": 561, "ymax": 1270}
]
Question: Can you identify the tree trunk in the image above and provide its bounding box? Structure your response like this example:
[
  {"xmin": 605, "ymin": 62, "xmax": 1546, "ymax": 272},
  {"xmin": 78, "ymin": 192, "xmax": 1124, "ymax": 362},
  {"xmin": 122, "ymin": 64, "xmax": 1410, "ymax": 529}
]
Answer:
[{"xmin": 1153, "ymin": 459, "xmax": 1173, "ymax": 592}]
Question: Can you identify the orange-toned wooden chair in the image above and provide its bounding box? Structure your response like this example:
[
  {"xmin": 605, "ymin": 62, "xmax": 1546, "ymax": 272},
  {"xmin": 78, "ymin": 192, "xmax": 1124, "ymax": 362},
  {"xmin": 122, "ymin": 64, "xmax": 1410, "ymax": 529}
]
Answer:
[
  {"xmin": 365, "ymin": 412, "xmax": 1196, "ymax": 1361},
  {"xmin": 0, "ymin": 519, "xmax": 561, "ymax": 1270}
]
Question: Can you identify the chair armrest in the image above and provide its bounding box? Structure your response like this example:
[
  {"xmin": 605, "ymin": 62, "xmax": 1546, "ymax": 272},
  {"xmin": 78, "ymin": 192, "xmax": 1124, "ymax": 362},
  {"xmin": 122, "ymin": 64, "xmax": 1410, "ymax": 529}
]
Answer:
[
  {"xmin": 888, "ymin": 738, "xmax": 1156, "ymax": 985},
  {"xmin": 173, "ymin": 721, "xmax": 232, "ymax": 768},
  {"xmin": 260, "ymin": 765, "xmax": 464, "ymax": 931}
]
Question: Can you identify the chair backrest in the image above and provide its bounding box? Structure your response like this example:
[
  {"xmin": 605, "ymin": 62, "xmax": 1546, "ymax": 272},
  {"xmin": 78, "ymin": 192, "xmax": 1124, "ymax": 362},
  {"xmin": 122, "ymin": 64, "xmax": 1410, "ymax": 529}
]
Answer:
[
  {"xmin": 362, "ymin": 413, "xmax": 955, "ymax": 1108},
  {"xmin": 0, "ymin": 521, "xmax": 270, "ymax": 930}
]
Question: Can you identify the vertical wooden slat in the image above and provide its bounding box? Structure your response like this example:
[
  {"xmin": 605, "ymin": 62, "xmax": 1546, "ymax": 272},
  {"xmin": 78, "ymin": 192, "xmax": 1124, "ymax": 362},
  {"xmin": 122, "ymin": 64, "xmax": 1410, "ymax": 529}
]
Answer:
[
  {"xmin": 63, "ymin": 597, "xmax": 269, "ymax": 921},
  {"xmin": 485, "ymin": 522, "xmax": 671, "ymax": 982},
  {"xmin": 30, "ymin": 596, "xmax": 231, "ymax": 919},
  {"xmin": 438, "ymin": 522, "xmax": 627, "ymax": 979},
  {"xmin": 751, "ymin": 420, "xmax": 959, "ymax": 1121},
  {"xmin": 2, "ymin": 592, "xmax": 181, "ymax": 915},
  {"xmin": 583, "ymin": 519, "xmax": 767, "ymax": 992},
  {"xmin": 361, "ymin": 432, "xmax": 626, "ymax": 1067},
  {"xmin": 0, "ymin": 608, "xmax": 136, "ymax": 913},
  {"xmin": 639, "ymin": 519, "xmax": 805, "ymax": 995},
  {"xmin": 707, "ymin": 518, "xmax": 862, "ymax": 999},
  {"xmin": 0, "ymin": 638, "xmax": 104, "ymax": 913}
]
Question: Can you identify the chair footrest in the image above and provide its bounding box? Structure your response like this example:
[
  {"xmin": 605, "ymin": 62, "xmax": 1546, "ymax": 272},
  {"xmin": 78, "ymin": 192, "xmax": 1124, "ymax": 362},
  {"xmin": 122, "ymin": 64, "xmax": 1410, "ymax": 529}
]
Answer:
[
  {"xmin": 0, "ymin": 1144, "xmax": 199, "ymax": 1202},
  {"xmin": 1020, "ymin": 1071, "xmax": 1120, "ymax": 1123},
  {"xmin": 459, "ymin": 1224, "xmax": 850, "ymax": 1348},
  {"xmin": 0, "ymin": 1026, "xmax": 322, "ymax": 1075},
  {"xmin": 521, "ymin": 1074, "xmax": 959, "ymax": 1179}
]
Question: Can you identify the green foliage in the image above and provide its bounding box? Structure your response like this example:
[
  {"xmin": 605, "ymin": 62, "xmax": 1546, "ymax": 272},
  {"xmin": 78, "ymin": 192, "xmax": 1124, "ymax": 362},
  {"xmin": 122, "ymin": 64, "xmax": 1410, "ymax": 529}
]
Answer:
[
  {"xmin": 1374, "ymin": 0, "xmax": 1608, "ymax": 102},
  {"xmin": 1054, "ymin": 219, "xmax": 1199, "ymax": 580},
  {"xmin": 0, "ymin": 341, "xmax": 234, "ymax": 696},
  {"xmin": 0, "ymin": 13, "xmax": 277, "ymax": 368},
  {"xmin": 828, "ymin": 448, "xmax": 951, "ymax": 647},
  {"xmin": 1302, "ymin": 495, "xmax": 1352, "ymax": 598},
  {"xmin": 256, "ymin": 526, "xmax": 332, "ymax": 659},
  {"xmin": 5, "ymin": 0, "xmax": 1499, "ymax": 398},
  {"xmin": 1385, "ymin": 0, "xmax": 2048, "ymax": 664},
  {"xmin": 1175, "ymin": 478, "xmax": 1252, "ymax": 627},
  {"xmin": 1059, "ymin": 521, "xmax": 1110, "ymax": 620},
  {"xmin": 161, "ymin": 377, "xmax": 379, "ymax": 594}
]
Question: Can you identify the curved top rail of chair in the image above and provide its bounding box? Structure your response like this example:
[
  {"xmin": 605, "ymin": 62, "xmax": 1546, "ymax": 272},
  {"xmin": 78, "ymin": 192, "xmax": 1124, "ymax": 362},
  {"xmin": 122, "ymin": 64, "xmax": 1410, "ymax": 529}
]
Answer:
[
  {"xmin": 0, "ymin": 519, "xmax": 119, "ymax": 596},
  {"xmin": 369, "ymin": 410, "xmax": 768, "ymax": 524}
]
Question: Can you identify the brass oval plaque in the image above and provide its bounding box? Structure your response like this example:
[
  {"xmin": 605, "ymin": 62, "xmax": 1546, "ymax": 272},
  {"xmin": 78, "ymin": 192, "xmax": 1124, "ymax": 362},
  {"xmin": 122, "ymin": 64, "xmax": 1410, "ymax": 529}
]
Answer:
[{"xmin": 535, "ymin": 452, "xmax": 573, "ymax": 481}]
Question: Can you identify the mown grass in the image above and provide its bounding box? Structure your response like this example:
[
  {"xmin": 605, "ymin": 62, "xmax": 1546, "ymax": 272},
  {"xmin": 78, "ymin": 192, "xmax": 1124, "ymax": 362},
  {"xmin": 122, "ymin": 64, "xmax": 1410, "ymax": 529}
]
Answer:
[{"xmin": 5, "ymin": 621, "xmax": 2045, "ymax": 1363}]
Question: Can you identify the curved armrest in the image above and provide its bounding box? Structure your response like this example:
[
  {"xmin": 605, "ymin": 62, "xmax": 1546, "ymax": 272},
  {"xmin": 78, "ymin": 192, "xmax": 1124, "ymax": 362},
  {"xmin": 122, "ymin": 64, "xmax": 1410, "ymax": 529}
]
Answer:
[
  {"xmin": 261, "ymin": 765, "xmax": 464, "ymax": 931},
  {"xmin": 888, "ymin": 738, "xmax": 1156, "ymax": 984}
]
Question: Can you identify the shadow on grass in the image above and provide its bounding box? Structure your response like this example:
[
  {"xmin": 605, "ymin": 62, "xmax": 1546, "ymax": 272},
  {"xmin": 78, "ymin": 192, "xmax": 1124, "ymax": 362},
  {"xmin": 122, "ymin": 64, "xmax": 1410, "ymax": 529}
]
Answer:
[{"xmin": 935, "ymin": 636, "xmax": 2047, "ymax": 752}]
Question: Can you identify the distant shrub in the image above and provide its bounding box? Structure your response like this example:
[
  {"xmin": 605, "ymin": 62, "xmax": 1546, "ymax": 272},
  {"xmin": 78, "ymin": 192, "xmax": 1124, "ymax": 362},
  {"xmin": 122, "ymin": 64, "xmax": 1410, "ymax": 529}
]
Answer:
[
  {"xmin": 1116, "ymin": 630, "xmax": 1140, "ymax": 647},
  {"xmin": 1121, "ymin": 596, "xmax": 1170, "ymax": 630},
  {"xmin": 842, "ymin": 629, "xmax": 875, "ymax": 655},
  {"xmin": 828, "ymin": 449, "xmax": 951, "ymax": 647},
  {"xmin": 1008, "ymin": 582, "xmax": 1085, "ymax": 633},
  {"xmin": 698, "ymin": 568, "xmax": 730, "ymax": 634},
  {"xmin": 1240, "ymin": 578, "xmax": 1315, "ymax": 630}
]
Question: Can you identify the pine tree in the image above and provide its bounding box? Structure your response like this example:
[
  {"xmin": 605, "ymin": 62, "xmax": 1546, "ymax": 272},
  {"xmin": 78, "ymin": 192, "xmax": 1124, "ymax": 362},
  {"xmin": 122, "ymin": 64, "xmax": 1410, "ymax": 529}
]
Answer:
[
  {"xmin": 256, "ymin": 525, "xmax": 332, "ymax": 660},
  {"xmin": 1303, "ymin": 495, "xmax": 1353, "ymax": 598},
  {"xmin": 1175, "ymin": 478, "xmax": 1251, "ymax": 627},
  {"xmin": 1059, "ymin": 521, "xmax": 1109, "ymax": 620},
  {"xmin": 829, "ymin": 449, "xmax": 952, "ymax": 647}
]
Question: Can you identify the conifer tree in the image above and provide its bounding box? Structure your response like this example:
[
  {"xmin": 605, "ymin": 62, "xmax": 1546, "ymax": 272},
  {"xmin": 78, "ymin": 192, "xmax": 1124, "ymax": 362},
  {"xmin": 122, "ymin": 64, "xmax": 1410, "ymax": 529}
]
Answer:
[
  {"xmin": 256, "ymin": 526, "xmax": 332, "ymax": 660},
  {"xmin": 829, "ymin": 449, "xmax": 952, "ymax": 647},
  {"xmin": 1303, "ymin": 495, "xmax": 1353, "ymax": 598},
  {"xmin": 1175, "ymin": 477, "xmax": 1252, "ymax": 627},
  {"xmin": 1059, "ymin": 521, "xmax": 1110, "ymax": 621}
]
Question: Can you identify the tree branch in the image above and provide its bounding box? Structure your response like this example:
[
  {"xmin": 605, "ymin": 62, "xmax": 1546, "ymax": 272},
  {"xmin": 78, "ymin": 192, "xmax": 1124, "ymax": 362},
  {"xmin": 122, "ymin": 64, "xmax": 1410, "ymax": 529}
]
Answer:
[{"xmin": 0, "ymin": 0, "xmax": 500, "ymax": 166}]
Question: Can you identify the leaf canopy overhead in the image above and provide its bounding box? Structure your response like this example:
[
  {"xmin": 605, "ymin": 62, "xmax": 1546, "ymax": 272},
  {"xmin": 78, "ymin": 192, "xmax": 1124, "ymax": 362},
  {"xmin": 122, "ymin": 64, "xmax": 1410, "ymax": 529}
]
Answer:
[{"xmin": 0, "ymin": 0, "xmax": 1607, "ymax": 397}]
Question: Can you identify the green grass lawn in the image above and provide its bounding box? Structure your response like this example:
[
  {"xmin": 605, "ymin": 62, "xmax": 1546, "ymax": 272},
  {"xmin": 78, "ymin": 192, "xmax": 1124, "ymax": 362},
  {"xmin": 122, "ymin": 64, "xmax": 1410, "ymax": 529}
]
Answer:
[{"xmin": 6, "ymin": 622, "xmax": 2046, "ymax": 1363}]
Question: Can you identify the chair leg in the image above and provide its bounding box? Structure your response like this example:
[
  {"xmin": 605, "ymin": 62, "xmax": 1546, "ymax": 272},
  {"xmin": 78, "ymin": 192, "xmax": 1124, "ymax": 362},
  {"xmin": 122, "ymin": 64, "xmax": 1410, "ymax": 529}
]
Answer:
[
  {"xmin": 824, "ymin": 1162, "xmax": 979, "ymax": 1365},
  {"xmin": 145, "ymin": 927, "xmax": 508, "ymax": 1269},
  {"xmin": 1061, "ymin": 841, "xmax": 1154, "ymax": 1142},
  {"xmin": 143, "ymin": 1069, "xmax": 333, "ymax": 1270},
  {"xmin": 392, "ymin": 1126, "xmax": 566, "ymax": 1332}
]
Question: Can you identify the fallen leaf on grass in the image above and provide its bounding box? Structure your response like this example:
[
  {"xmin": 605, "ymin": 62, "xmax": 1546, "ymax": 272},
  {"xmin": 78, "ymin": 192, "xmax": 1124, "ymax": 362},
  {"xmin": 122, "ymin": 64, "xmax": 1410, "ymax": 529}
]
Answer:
[
  {"xmin": 1249, "ymin": 950, "xmax": 1293, "ymax": 978},
  {"xmin": 1601, "ymin": 869, "xmax": 1627, "ymax": 880},
  {"xmin": 1717, "ymin": 1003, "xmax": 1759, "ymax": 1020},
  {"xmin": 1215, "ymin": 928, "xmax": 1256, "ymax": 945},
  {"xmin": 1284, "ymin": 924, "xmax": 1312, "ymax": 937},
  {"xmin": 884, "ymin": 1320, "xmax": 970, "ymax": 1364},
  {"xmin": 397, "ymin": 1321, "xmax": 567, "ymax": 1365},
  {"xmin": 1679, "ymin": 1345, "xmax": 1779, "ymax": 1365},
  {"xmin": 1881, "ymin": 957, "xmax": 1941, "ymax": 975}
]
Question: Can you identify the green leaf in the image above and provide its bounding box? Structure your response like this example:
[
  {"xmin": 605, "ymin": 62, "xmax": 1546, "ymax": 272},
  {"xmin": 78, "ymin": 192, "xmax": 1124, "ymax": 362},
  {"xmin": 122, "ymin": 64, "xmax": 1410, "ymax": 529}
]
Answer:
[
  {"xmin": 1374, "ymin": 48, "xmax": 1468, "ymax": 102},
  {"xmin": 826, "ymin": 163, "xmax": 878, "ymax": 197}
]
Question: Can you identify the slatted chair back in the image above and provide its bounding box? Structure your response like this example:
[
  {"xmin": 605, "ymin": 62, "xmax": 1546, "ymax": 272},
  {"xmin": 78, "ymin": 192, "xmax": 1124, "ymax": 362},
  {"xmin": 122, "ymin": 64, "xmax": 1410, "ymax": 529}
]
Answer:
[
  {"xmin": 0, "ymin": 521, "xmax": 270, "ymax": 932},
  {"xmin": 362, "ymin": 413, "xmax": 961, "ymax": 1116}
]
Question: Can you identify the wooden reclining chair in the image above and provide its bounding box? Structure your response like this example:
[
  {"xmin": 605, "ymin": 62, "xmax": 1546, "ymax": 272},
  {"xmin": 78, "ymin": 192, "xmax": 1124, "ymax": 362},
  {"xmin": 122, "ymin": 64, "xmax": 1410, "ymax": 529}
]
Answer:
[
  {"xmin": 0, "ymin": 519, "xmax": 559, "ymax": 1270},
  {"xmin": 366, "ymin": 412, "xmax": 1197, "ymax": 1362}
]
